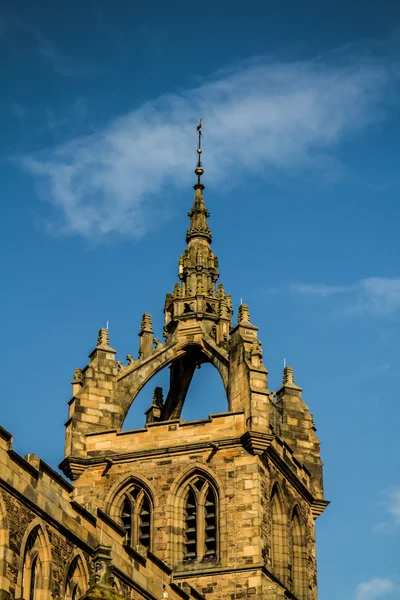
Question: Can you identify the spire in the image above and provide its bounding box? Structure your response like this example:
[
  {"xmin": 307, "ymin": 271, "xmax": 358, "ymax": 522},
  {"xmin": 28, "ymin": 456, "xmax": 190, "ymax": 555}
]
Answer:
[
  {"xmin": 194, "ymin": 118, "xmax": 204, "ymax": 187},
  {"xmin": 163, "ymin": 119, "xmax": 233, "ymax": 340},
  {"xmin": 186, "ymin": 119, "xmax": 212, "ymax": 244}
]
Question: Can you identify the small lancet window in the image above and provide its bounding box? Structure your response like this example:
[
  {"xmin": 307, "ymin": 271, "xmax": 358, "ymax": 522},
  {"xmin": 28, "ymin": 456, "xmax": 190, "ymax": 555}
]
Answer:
[
  {"xmin": 291, "ymin": 507, "xmax": 307, "ymax": 599},
  {"xmin": 121, "ymin": 497, "xmax": 133, "ymax": 546},
  {"xmin": 139, "ymin": 495, "xmax": 151, "ymax": 547},
  {"xmin": 183, "ymin": 476, "xmax": 218, "ymax": 563},
  {"xmin": 65, "ymin": 554, "xmax": 88, "ymax": 600},
  {"xmin": 271, "ymin": 485, "xmax": 287, "ymax": 585},
  {"xmin": 184, "ymin": 489, "xmax": 197, "ymax": 560},
  {"xmin": 22, "ymin": 527, "xmax": 41, "ymax": 600},
  {"xmin": 204, "ymin": 488, "xmax": 217, "ymax": 559},
  {"xmin": 117, "ymin": 485, "xmax": 152, "ymax": 550},
  {"xmin": 29, "ymin": 555, "xmax": 37, "ymax": 600}
]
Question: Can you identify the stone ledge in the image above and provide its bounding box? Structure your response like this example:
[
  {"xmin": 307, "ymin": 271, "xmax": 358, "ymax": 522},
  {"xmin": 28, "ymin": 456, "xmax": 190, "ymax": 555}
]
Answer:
[{"xmin": 241, "ymin": 431, "xmax": 274, "ymax": 455}]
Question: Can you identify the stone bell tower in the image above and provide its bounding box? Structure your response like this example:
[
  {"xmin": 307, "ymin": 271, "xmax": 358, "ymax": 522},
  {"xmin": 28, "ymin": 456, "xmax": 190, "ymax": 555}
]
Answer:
[{"xmin": 61, "ymin": 121, "xmax": 328, "ymax": 600}]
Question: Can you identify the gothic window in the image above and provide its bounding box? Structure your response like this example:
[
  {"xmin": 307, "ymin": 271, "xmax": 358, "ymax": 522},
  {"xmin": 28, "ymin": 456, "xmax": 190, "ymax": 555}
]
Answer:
[
  {"xmin": 116, "ymin": 484, "xmax": 152, "ymax": 550},
  {"xmin": 29, "ymin": 555, "xmax": 37, "ymax": 600},
  {"xmin": 64, "ymin": 554, "xmax": 88, "ymax": 600},
  {"xmin": 291, "ymin": 507, "xmax": 307, "ymax": 599},
  {"xmin": 22, "ymin": 527, "xmax": 41, "ymax": 600},
  {"xmin": 270, "ymin": 485, "xmax": 287, "ymax": 585},
  {"xmin": 183, "ymin": 476, "xmax": 218, "ymax": 563}
]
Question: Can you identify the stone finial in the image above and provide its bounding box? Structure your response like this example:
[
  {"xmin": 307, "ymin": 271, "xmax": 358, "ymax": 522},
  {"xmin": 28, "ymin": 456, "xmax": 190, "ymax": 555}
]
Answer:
[
  {"xmin": 97, "ymin": 328, "xmax": 109, "ymax": 348},
  {"xmin": 173, "ymin": 283, "xmax": 181, "ymax": 298},
  {"xmin": 217, "ymin": 283, "xmax": 225, "ymax": 298},
  {"xmin": 145, "ymin": 387, "xmax": 164, "ymax": 424},
  {"xmin": 237, "ymin": 304, "xmax": 250, "ymax": 324},
  {"xmin": 152, "ymin": 387, "xmax": 164, "ymax": 408},
  {"xmin": 73, "ymin": 368, "xmax": 83, "ymax": 384},
  {"xmin": 283, "ymin": 366, "xmax": 295, "ymax": 385},
  {"xmin": 140, "ymin": 313, "xmax": 153, "ymax": 333}
]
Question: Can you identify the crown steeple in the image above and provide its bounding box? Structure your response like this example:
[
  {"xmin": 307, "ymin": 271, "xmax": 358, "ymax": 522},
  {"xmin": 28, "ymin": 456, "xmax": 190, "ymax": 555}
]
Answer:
[{"xmin": 163, "ymin": 120, "xmax": 232, "ymax": 342}]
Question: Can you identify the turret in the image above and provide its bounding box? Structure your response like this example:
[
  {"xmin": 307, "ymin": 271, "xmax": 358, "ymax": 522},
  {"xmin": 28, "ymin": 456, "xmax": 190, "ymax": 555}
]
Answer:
[{"xmin": 275, "ymin": 365, "xmax": 324, "ymax": 498}]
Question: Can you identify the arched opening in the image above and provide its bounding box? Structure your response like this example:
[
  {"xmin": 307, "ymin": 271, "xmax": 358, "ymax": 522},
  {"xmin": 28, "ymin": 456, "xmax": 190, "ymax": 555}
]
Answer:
[
  {"xmin": 19, "ymin": 519, "xmax": 51, "ymax": 600},
  {"xmin": 180, "ymin": 362, "xmax": 228, "ymax": 422},
  {"xmin": 181, "ymin": 474, "xmax": 218, "ymax": 564},
  {"xmin": 64, "ymin": 553, "xmax": 88, "ymax": 600},
  {"xmin": 291, "ymin": 507, "xmax": 307, "ymax": 599},
  {"xmin": 108, "ymin": 478, "xmax": 153, "ymax": 551},
  {"xmin": 270, "ymin": 484, "xmax": 287, "ymax": 586},
  {"xmin": 22, "ymin": 526, "xmax": 46, "ymax": 600},
  {"xmin": 122, "ymin": 349, "xmax": 228, "ymax": 430},
  {"xmin": 122, "ymin": 368, "xmax": 170, "ymax": 431}
]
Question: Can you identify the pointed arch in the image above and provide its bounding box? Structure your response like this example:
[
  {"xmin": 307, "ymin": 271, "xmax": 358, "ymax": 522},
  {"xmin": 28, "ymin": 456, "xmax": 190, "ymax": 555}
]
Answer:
[
  {"xmin": 0, "ymin": 493, "xmax": 9, "ymax": 594},
  {"xmin": 168, "ymin": 465, "xmax": 222, "ymax": 567},
  {"xmin": 270, "ymin": 483, "xmax": 288, "ymax": 586},
  {"xmin": 63, "ymin": 550, "xmax": 89, "ymax": 600},
  {"xmin": 106, "ymin": 476, "xmax": 154, "ymax": 551},
  {"xmin": 291, "ymin": 506, "xmax": 307, "ymax": 599},
  {"xmin": 18, "ymin": 518, "xmax": 52, "ymax": 600},
  {"xmin": 118, "ymin": 339, "xmax": 229, "ymax": 426}
]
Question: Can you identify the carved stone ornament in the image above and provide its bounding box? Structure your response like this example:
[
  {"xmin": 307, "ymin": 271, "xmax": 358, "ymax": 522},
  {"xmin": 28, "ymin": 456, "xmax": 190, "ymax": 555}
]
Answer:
[
  {"xmin": 97, "ymin": 328, "xmax": 110, "ymax": 348},
  {"xmin": 73, "ymin": 368, "xmax": 83, "ymax": 383}
]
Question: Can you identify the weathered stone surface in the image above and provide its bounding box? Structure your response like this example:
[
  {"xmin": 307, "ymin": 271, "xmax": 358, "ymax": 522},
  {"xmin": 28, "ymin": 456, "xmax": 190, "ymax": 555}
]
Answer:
[{"xmin": 0, "ymin": 143, "xmax": 327, "ymax": 599}]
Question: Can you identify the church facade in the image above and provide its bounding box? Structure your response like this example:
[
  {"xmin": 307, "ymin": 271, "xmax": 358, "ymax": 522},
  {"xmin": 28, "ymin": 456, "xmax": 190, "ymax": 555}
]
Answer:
[{"xmin": 0, "ymin": 138, "xmax": 328, "ymax": 600}]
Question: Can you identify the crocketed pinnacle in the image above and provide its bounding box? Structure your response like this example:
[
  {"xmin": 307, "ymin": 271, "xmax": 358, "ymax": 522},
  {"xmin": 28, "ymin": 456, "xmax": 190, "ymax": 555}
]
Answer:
[
  {"xmin": 186, "ymin": 186, "xmax": 212, "ymax": 244},
  {"xmin": 186, "ymin": 119, "xmax": 212, "ymax": 244}
]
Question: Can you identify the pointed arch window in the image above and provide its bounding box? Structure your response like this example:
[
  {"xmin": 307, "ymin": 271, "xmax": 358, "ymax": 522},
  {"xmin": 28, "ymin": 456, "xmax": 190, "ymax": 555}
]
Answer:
[
  {"xmin": 291, "ymin": 507, "xmax": 307, "ymax": 599},
  {"xmin": 183, "ymin": 476, "xmax": 218, "ymax": 562},
  {"xmin": 115, "ymin": 484, "xmax": 153, "ymax": 550},
  {"xmin": 22, "ymin": 526, "xmax": 41, "ymax": 600},
  {"xmin": 65, "ymin": 554, "xmax": 88, "ymax": 600},
  {"xmin": 270, "ymin": 485, "xmax": 287, "ymax": 585},
  {"xmin": 29, "ymin": 555, "xmax": 37, "ymax": 600}
]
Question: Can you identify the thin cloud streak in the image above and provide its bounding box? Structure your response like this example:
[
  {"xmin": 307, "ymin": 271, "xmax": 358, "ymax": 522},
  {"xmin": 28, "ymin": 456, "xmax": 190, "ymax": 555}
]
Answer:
[
  {"xmin": 373, "ymin": 488, "xmax": 400, "ymax": 533},
  {"xmin": 1, "ymin": 16, "xmax": 95, "ymax": 77},
  {"xmin": 355, "ymin": 578, "xmax": 395, "ymax": 600},
  {"xmin": 293, "ymin": 277, "xmax": 400, "ymax": 317},
  {"xmin": 22, "ymin": 53, "xmax": 398, "ymax": 239}
]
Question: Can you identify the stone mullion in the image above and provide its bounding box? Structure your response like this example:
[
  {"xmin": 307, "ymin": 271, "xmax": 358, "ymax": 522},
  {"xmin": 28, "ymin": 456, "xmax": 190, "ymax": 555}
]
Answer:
[
  {"xmin": 197, "ymin": 483, "xmax": 208, "ymax": 562},
  {"xmin": 133, "ymin": 490, "xmax": 144, "ymax": 548}
]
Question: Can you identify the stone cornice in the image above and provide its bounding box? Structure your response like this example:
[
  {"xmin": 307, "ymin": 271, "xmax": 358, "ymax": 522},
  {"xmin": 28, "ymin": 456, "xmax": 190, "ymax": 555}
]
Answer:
[
  {"xmin": 241, "ymin": 431, "xmax": 274, "ymax": 455},
  {"xmin": 311, "ymin": 498, "xmax": 330, "ymax": 519},
  {"xmin": 61, "ymin": 436, "xmax": 244, "ymax": 476}
]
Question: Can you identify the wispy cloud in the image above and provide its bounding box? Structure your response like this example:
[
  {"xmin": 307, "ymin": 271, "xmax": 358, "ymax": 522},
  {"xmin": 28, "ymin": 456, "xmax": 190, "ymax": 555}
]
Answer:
[
  {"xmin": 21, "ymin": 51, "xmax": 398, "ymax": 239},
  {"xmin": 293, "ymin": 278, "xmax": 400, "ymax": 317},
  {"xmin": 355, "ymin": 578, "xmax": 395, "ymax": 600},
  {"xmin": 373, "ymin": 488, "xmax": 400, "ymax": 532},
  {"xmin": 10, "ymin": 102, "xmax": 27, "ymax": 122},
  {"xmin": 1, "ymin": 16, "xmax": 95, "ymax": 77}
]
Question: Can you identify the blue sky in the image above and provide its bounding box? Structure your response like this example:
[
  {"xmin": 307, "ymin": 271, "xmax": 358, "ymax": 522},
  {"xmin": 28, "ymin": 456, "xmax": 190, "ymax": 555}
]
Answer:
[{"xmin": 1, "ymin": 1, "xmax": 400, "ymax": 599}]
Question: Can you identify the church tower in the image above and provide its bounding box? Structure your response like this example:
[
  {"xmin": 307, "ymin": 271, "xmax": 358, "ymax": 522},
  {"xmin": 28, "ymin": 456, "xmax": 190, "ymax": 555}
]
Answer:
[{"xmin": 61, "ymin": 122, "xmax": 328, "ymax": 600}]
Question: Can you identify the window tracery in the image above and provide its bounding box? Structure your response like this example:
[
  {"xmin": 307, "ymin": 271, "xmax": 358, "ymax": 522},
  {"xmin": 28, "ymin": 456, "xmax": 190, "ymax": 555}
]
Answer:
[
  {"xmin": 291, "ymin": 507, "xmax": 307, "ymax": 599},
  {"xmin": 183, "ymin": 476, "xmax": 217, "ymax": 562},
  {"xmin": 22, "ymin": 527, "xmax": 41, "ymax": 600},
  {"xmin": 270, "ymin": 485, "xmax": 287, "ymax": 585},
  {"xmin": 64, "ymin": 554, "xmax": 88, "ymax": 600},
  {"xmin": 111, "ymin": 482, "xmax": 153, "ymax": 550}
]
